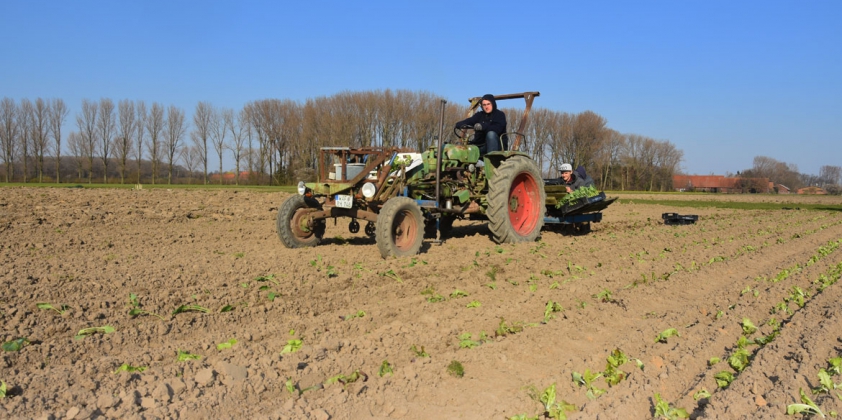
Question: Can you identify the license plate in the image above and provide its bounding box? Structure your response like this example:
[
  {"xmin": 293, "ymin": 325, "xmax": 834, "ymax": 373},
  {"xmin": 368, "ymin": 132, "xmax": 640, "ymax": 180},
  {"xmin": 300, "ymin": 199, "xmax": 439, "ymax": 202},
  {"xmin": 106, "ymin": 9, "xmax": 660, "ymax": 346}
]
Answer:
[{"xmin": 335, "ymin": 194, "xmax": 353, "ymax": 209}]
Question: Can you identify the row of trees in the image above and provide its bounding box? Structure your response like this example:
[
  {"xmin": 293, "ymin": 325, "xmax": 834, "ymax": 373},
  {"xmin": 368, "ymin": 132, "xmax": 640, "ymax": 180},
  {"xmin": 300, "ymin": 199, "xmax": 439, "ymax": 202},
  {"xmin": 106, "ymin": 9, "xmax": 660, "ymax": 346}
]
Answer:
[
  {"xmin": 737, "ymin": 156, "xmax": 842, "ymax": 193},
  {"xmin": 1, "ymin": 90, "xmax": 682, "ymax": 189}
]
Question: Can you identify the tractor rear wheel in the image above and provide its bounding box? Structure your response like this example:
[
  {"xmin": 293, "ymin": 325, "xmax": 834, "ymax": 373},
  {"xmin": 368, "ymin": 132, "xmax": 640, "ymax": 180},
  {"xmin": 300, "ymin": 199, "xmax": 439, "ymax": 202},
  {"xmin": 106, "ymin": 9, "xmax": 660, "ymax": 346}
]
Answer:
[
  {"xmin": 376, "ymin": 197, "xmax": 424, "ymax": 258},
  {"xmin": 276, "ymin": 195, "xmax": 325, "ymax": 248},
  {"xmin": 487, "ymin": 156, "xmax": 546, "ymax": 243}
]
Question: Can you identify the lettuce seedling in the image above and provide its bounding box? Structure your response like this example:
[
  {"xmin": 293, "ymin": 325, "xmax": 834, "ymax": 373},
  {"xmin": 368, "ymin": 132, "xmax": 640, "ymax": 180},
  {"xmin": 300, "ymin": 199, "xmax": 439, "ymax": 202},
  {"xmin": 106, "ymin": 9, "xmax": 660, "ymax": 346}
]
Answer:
[
  {"xmin": 466, "ymin": 301, "xmax": 481, "ymax": 308},
  {"xmin": 741, "ymin": 318, "xmax": 758, "ymax": 336},
  {"xmin": 0, "ymin": 381, "xmax": 6, "ymax": 398},
  {"xmin": 534, "ymin": 383, "xmax": 576, "ymax": 420},
  {"xmin": 593, "ymin": 289, "xmax": 613, "ymax": 303},
  {"xmin": 253, "ymin": 274, "xmax": 279, "ymax": 284},
  {"xmin": 450, "ymin": 290, "xmax": 468, "ymax": 298},
  {"xmin": 693, "ymin": 389, "xmax": 711, "ymax": 401},
  {"xmin": 572, "ymin": 369, "xmax": 605, "ymax": 400},
  {"xmin": 496, "ymin": 318, "xmax": 524, "ymax": 337},
  {"xmin": 382, "ymin": 269, "xmax": 402, "ymax": 282},
  {"xmin": 113, "ymin": 364, "xmax": 147, "ymax": 374},
  {"xmin": 653, "ymin": 393, "xmax": 689, "ymax": 419},
  {"xmin": 217, "ymin": 338, "xmax": 237, "ymax": 350},
  {"xmin": 709, "ymin": 357, "xmax": 721, "ymax": 366},
  {"xmin": 813, "ymin": 369, "xmax": 836, "ymax": 394},
  {"xmin": 75, "ymin": 326, "xmax": 115, "ymax": 340},
  {"xmin": 1, "ymin": 338, "xmax": 29, "ymax": 352},
  {"xmin": 325, "ymin": 369, "xmax": 366, "ymax": 386},
  {"xmin": 447, "ymin": 360, "xmax": 464, "ymax": 378},
  {"xmin": 787, "ymin": 388, "xmax": 825, "ymax": 417},
  {"xmin": 410, "ymin": 345, "xmax": 429, "ymax": 358},
  {"xmin": 172, "ymin": 304, "xmax": 210, "ymax": 315},
  {"xmin": 126, "ymin": 294, "xmax": 165, "ymax": 320},
  {"xmin": 340, "ymin": 310, "xmax": 366, "ymax": 320},
  {"xmin": 177, "ymin": 350, "xmax": 202, "ymax": 361},
  {"xmin": 281, "ymin": 339, "xmax": 302, "ymax": 354},
  {"xmin": 828, "ymin": 357, "xmax": 842, "ymax": 376},
  {"xmin": 36, "ymin": 303, "xmax": 69, "ymax": 315},
  {"xmin": 655, "ymin": 328, "xmax": 680, "ymax": 343},
  {"xmin": 379, "ymin": 360, "xmax": 393, "ymax": 377},
  {"xmin": 714, "ymin": 371, "xmax": 734, "ymax": 388},
  {"xmin": 543, "ymin": 301, "xmax": 564, "ymax": 323},
  {"xmin": 728, "ymin": 348, "xmax": 751, "ymax": 372},
  {"xmin": 459, "ymin": 333, "xmax": 481, "ymax": 349}
]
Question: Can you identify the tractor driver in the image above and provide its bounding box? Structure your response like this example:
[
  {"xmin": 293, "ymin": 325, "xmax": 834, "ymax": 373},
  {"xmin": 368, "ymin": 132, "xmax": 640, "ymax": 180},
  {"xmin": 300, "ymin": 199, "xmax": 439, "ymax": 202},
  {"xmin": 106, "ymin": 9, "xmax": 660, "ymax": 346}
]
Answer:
[{"xmin": 454, "ymin": 94, "xmax": 507, "ymax": 154}]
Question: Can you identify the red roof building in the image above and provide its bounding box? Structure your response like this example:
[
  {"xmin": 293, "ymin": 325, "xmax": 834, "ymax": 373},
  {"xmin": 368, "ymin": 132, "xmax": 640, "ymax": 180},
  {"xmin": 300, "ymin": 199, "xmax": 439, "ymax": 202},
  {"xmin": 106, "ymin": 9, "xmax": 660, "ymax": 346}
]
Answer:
[{"xmin": 673, "ymin": 175, "xmax": 772, "ymax": 193}]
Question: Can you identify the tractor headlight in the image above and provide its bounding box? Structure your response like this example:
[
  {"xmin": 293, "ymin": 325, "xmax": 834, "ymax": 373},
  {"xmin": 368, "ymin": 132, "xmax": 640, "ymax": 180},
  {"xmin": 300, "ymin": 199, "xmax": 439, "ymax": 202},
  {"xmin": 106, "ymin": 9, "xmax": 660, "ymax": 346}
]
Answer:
[
  {"xmin": 361, "ymin": 182, "xmax": 377, "ymax": 198},
  {"xmin": 297, "ymin": 181, "xmax": 306, "ymax": 195}
]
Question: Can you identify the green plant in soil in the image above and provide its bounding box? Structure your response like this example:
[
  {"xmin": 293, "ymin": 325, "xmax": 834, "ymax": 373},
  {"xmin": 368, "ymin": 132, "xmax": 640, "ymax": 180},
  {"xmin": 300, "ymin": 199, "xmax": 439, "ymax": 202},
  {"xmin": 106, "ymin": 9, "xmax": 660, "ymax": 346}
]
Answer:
[
  {"xmin": 325, "ymin": 369, "xmax": 366, "ymax": 386},
  {"xmin": 281, "ymin": 339, "xmax": 303, "ymax": 354},
  {"xmin": 572, "ymin": 369, "xmax": 605, "ymax": 400},
  {"xmin": 177, "ymin": 350, "xmax": 202, "ymax": 361},
  {"xmin": 655, "ymin": 328, "xmax": 680, "ymax": 343},
  {"xmin": 75, "ymin": 326, "xmax": 115, "ymax": 340},
  {"xmin": 127, "ymin": 293, "xmax": 166, "ymax": 320},
  {"xmin": 653, "ymin": 393, "xmax": 689, "ymax": 419},
  {"xmin": 786, "ymin": 388, "xmax": 825, "ymax": 417},
  {"xmin": 447, "ymin": 360, "xmax": 464, "ymax": 378},
  {"xmin": 410, "ymin": 345, "xmax": 429, "ymax": 358},
  {"xmin": 217, "ymin": 338, "xmax": 237, "ymax": 350},
  {"xmin": 113, "ymin": 364, "xmax": 147, "ymax": 374},
  {"xmin": 378, "ymin": 360, "xmax": 393, "ymax": 377},
  {"xmin": 172, "ymin": 304, "xmax": 210, "ymax": 315},
  {"xmin": 1, "ymin": 338, "xmax": 29, "ymax": 352},
  {"xmin": 714, "ymin": 371, "xmax": 734, "ymax": 388},
  {"xmin": 36, "ymin": 303, "xmax": 69, "ymax": 315}
]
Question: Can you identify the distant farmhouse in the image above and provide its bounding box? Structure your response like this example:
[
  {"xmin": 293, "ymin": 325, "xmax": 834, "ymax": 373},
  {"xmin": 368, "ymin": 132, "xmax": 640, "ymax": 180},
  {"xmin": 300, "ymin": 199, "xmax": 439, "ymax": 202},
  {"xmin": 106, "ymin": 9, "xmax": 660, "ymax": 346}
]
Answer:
[{"xmin": 672, "ymin": 175, "xmax": 773, "ymax": 193}]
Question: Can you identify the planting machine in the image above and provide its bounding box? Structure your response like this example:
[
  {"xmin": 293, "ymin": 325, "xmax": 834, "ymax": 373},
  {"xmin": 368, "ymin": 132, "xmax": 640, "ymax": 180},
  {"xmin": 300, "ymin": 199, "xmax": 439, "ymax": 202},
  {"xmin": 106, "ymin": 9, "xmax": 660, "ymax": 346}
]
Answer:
[{"xmin": 277, "ymin": 91, "xmax": 614, "ymax": 258}]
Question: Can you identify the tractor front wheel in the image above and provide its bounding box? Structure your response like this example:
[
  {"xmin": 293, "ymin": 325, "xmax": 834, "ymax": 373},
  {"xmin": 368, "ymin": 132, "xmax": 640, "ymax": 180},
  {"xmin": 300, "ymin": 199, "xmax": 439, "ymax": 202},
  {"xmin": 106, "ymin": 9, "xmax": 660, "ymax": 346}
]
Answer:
[
  {"xmin": 276, "ymin": 195, "xmax": 325, "ymax": 248},
  {"xmin": 487, "ymin": 156, "xmax": 546, "ymax": 243},
  {"xmin": 376, "ymin": 197, "xmax": 424, "ymax": 258}
]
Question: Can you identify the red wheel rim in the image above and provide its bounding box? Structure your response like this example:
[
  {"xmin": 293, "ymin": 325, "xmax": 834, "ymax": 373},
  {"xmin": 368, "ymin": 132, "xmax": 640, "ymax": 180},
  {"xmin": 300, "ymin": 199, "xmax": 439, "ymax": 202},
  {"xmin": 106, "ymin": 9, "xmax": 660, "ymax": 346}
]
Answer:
[
  {"xmin": 393, "ymin": 210, "xmax": 419, "ymax": 251},
  {"xmin": 290, "ymin": 208, "xmax": 315, "ymax": 239},
  {"xmin": 508, "ymin": 172, "xmax": 540, "ymax": 236}
]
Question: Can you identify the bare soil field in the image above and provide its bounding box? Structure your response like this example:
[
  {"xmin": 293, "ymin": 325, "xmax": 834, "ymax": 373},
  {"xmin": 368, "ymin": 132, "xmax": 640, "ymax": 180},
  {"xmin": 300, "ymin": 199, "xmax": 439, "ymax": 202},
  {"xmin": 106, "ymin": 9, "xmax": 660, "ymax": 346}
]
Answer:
[{"xmin": 1, "ymin": 187, "xmax": 842, "ymax": 420}]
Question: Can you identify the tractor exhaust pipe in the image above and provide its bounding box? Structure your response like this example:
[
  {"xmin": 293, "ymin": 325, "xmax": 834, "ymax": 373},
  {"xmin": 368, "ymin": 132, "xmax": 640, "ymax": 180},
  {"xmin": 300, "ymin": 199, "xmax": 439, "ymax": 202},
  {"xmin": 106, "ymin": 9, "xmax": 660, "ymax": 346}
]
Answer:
[{"xmin": 435, "ymin": 99, "xmax": 446, "ymax": 210}]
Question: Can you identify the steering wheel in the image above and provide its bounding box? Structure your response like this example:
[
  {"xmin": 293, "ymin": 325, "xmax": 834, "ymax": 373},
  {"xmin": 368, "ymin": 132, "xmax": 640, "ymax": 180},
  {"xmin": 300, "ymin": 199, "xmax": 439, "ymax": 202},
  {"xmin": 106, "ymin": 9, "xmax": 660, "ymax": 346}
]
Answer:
[{"xmin": 452, "ymin": 125, "xmax": 477, "ymax": 145}]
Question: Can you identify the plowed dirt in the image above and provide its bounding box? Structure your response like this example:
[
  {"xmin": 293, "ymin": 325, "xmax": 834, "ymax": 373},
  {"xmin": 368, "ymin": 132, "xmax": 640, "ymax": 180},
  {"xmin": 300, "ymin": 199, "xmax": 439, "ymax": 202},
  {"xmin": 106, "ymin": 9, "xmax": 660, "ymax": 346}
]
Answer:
[{"xmin": 1, "ymin": 187, "xmax": 841, "ymax": 419}]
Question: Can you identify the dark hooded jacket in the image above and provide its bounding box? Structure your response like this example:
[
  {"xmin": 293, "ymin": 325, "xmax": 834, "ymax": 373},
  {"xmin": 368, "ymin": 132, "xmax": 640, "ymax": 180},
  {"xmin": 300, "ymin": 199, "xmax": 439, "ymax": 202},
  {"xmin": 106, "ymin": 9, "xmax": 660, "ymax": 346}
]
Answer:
[{"xmin": 455, "ymin": 94, "xmax": 508, "ymax": 149}]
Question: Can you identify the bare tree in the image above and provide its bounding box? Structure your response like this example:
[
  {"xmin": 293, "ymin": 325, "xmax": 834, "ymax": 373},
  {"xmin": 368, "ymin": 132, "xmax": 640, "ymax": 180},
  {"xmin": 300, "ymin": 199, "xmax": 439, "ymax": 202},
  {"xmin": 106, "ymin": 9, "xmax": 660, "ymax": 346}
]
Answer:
[
  {"xmin": 48, "ymin": 98, "xmax": 68, "ymax": 183},
  {"xmin": 134, "ymin": 101, "xmax": 147, "ymax": 183},
  {"xmin": 819, "ymin": 165, "xmax": 841, "ymax": 186},
  {"xmin": 97, "ymin": 98, "xmax": 116, "ymax": 183},
  {"xmin": 67, "ymin": 131, "xmax": 87, "ymax": 181},
  {"xmin": 31, "ymin": 98, "xmax": 50, "ymax": 182},
  {"xmin": 0, "ymin": 98, "xmax": 18, "ymax": 182},
  {"xmin": 115, "ymin": 99, "xmax": 136, "ymax": 184},
  {"xmin": 19, "ymin": 99, "xmax": 33, "ymax": 182},
  {"xmin": 226, "ymin": 108, "xmax": 247, "ymax": 185},
  {"xmin": 76, "ymin": 99, "xmax": 98, "ymax": 183},
  {"xmin": 192, "ymin": 101, "xmax": 213, "ymax": 184},
  {"xmin": 164, "ymin": 105, "xmax": 187, "ymax": 184},
  {"xmin": 179, "ymin": 145, "xmax": 202, "ymax": 184},
  {"xmin": 210, "ymin": 107, "xmax": 229, "ymax": 184},
  {"xmin": 145, "ymin": 103, "xmax": 164, "ymax": 184}
]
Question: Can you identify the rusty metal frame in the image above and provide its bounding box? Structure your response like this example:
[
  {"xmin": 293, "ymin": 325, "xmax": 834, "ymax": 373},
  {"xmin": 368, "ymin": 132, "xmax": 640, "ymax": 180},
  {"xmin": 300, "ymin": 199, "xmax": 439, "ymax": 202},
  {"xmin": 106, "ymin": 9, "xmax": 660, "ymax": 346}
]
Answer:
[{"xmin": 466, "ymin": 91, "xmax": 540, "ymax": 151}]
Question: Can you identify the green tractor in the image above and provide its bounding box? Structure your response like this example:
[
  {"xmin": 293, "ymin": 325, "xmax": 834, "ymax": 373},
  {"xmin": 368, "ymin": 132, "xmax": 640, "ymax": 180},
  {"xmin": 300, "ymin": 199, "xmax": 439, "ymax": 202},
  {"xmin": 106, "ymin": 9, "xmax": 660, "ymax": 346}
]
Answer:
[{"xmin": 277, "ymin": 92, "xmax": 546, "ymax": 258}]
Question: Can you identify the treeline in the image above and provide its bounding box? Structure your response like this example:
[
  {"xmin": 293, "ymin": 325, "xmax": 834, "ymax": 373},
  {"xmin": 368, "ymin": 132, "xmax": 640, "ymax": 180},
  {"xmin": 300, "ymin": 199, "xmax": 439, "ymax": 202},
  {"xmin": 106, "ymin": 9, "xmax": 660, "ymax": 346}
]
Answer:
[
  {"xmin": 0, "ymin": 90, "xmax": 682, "ymax": 190},
  {"xmin": 737, "ymin": 156, "xmax": 842, "ymax": 194}
]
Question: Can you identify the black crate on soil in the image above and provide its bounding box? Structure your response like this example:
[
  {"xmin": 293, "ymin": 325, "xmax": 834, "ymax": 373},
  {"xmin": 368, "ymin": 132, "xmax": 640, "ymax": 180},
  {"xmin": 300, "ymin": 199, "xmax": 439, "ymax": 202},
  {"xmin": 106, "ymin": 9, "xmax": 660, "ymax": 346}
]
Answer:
[{"xmin": 662, "ymin": 213, "xmax": 699, "ymax": 225}]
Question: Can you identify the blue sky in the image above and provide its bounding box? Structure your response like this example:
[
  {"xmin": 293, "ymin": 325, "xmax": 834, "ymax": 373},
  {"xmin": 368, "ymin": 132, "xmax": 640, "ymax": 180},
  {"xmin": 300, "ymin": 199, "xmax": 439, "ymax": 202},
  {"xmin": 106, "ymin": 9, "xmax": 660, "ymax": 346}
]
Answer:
[{"xmin": 2, "ymin": 0, "xmax": 840, "ymax": 175}]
